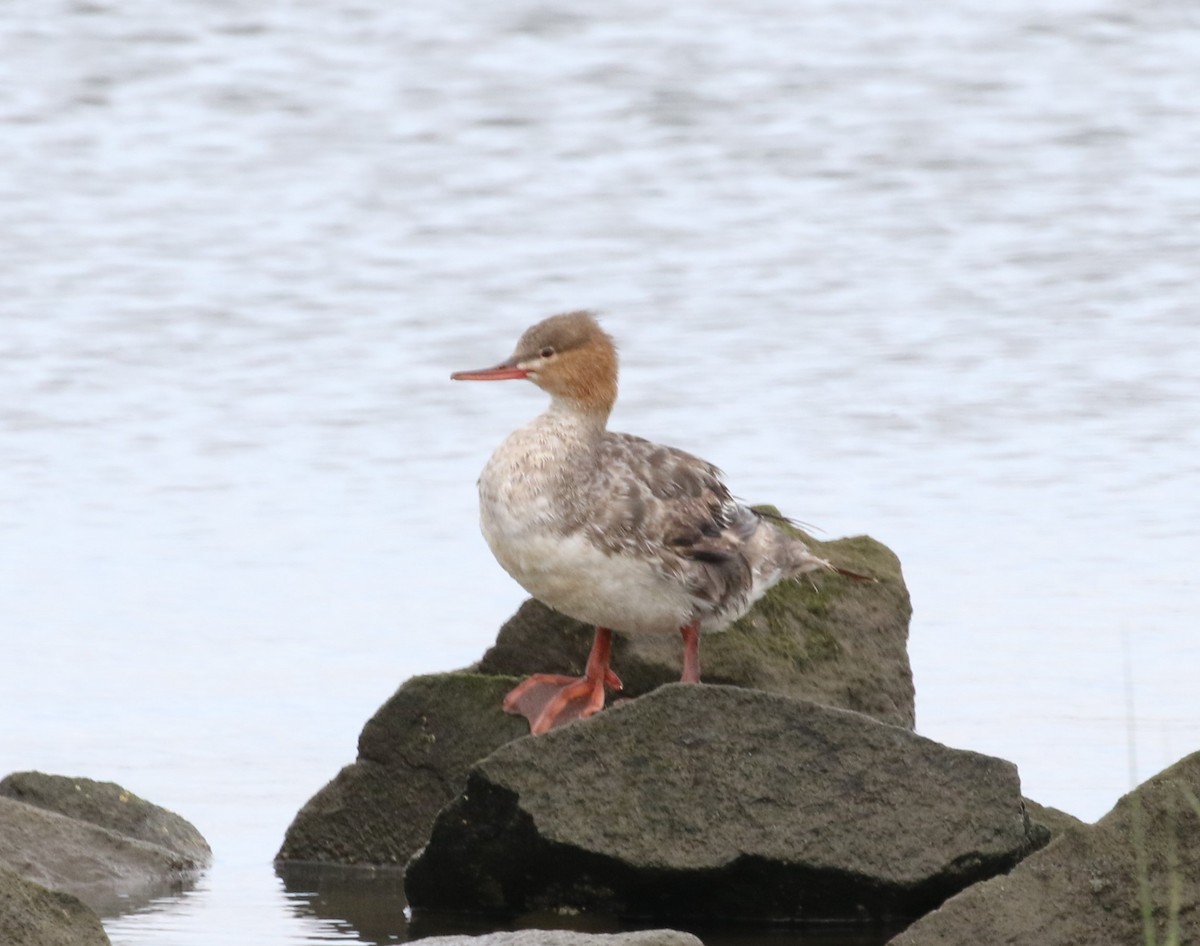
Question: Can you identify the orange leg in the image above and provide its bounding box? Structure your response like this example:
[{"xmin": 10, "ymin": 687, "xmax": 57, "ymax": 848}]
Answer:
[
  {"xmin": 502, "ymin": 627, "xmax": 623, "ymax": 735},
  {"xmin": 679, "ymin": 621, "xmax": 701, "ymax": 683}
]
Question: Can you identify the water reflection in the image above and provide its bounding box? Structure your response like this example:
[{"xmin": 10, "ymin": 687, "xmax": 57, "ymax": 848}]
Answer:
[
  {"xmin": 276, "ymin": 863, "xmax": 906, "ymax": 946},
  {"xmin": 88, "ymin": 873, "xmax": 202, "ymax": 921},
  {"xmin": 279, "ymin": 863, "xmax": 409, "ymax": 944}
]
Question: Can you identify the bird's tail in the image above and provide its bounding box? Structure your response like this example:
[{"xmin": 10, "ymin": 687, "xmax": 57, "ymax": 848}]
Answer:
[
  {"xmin": 754, "ymin": 506, "xmax": 877, "ymax": 584},
  {"xmin": 786, "ymin": 539, "xmax": 877, "ymax": 583}
]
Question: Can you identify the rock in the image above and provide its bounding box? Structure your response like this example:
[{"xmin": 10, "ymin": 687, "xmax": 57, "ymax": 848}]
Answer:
[
  {"xmin": 405, "ymin": 685, "xmax": 1043, "ymax": 922},
  {"xmin": 415, "ymin": 932, "xmax": 702, "ymax": 946},
  {"xmin": 277, "ymin": 673, "xmax": 528, "ymax": 865},
  {"xmin": 888, "ymin": 751, "xmax": 1200, "ymax": 946},
  {"xmin": 1022, "ymin": 797, "xmax": 1085, "ymax": 841},
  {"xmin": 0, "ymin": 864, "xmax": 110, "ymax": 946},
  {"xmin": 0, "ymin": 775, "xmax": 206, "ymax": 916},
  {"xmin": 478, "ymin": 527, "xmax": 915, "ymax": 729},
  {"xmin": 0, "ymin": 772, "xmax": 210, "ymax": 865},
  {"xmin": 281, "ymin": 528, "xmax": 914, "ymax": 868}
]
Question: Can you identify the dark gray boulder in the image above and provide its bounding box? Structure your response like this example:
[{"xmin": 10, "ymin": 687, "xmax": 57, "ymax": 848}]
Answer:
[
  {"xmin": 0, "ymin": 865, "xmax": 110, "ymax": 946},
  {"xmin": 405, "ymin": 685, "xmax": 1044, "ymax": 922},
  {"xmin": 889, "ymin": 751, "xmax": 1200, "ymax": 946},
  {"xmin": 280, "ymin": 529, "xmax": 914, "ymax": 870},
  {"xmin": 0, "ymin": 772, "xmax": 210, "ymax": 865},
  {"xmin": 277, "ymin": 673, "xmax": 528, "ymax": 865},
  {"xmin": 478, "ymin": 528, "xmax": 915, "ymax": 730}
]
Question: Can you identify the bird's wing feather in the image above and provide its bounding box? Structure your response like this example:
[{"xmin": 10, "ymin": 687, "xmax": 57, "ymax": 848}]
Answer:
[{"xmin": 568, "ymin": 432, "xmax": 761, "ymax": 608}]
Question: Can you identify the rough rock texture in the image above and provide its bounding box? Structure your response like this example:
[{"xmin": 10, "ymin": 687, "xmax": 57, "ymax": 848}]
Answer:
[
  {"xmin": 1022, "ymin": 798, "xmax": 1085, "ymax": 841},
  {"xmin": 478, "ymin": 527, "xmax": 915, "ymax": 730},
  {"xmin": 889, "ymin": 751, "xmax": 1200, "ymax": 946},
  {"xmin": 406, "ymin": 685, "xmax": 1044, "ymax": 922},
  {"xmin": 0, "ymin": 864, "xmax": 110, "ymax": 946},
  {"xmin": 0, "ymin": 772, "xmax": 211, "ymax": 865},
  {"xmin": 416, "ymin": 932, "xmax": 703, "ymax": 946},
  {"xmin": 280, "ymin": 529, "xmax": 914, "ymax": 869},
  {"xmin": 0, "ymin": 793, "xmax": 201, "ymax": 915},
  {"xmin": 278, "ymin": 673, "xmax": 528, "ymax": 865}
]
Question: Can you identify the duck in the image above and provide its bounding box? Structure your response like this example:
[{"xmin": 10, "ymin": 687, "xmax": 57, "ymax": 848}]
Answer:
[{"xmin": 452, "ymin": 311, "xmax": 863, "ymax": 734}]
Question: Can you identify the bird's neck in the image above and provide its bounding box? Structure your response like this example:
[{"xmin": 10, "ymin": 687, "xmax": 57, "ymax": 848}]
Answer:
[{"xmin": 541, "ymin": 395, "xmax": 611, "ymax": 443}]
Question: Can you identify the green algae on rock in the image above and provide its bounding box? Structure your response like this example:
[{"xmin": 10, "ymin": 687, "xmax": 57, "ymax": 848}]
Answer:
[{"xmin": 280, "ymin": 526, "xmax": 915, "ymax": 870}]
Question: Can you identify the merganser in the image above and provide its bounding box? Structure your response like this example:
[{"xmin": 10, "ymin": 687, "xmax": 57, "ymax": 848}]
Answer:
[{"xmin": 452, "ymin": 311, "xmax": 861, "ymax": 735}]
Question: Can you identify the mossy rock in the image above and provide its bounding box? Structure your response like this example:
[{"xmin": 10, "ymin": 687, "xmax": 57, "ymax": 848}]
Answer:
[
  {"xmin": 277, "ymin": 672, "xmax": 528, "ymax": 866},
  {"xmin": 478, "ymin": 524, "xmax": 914, "ymax": 728},
  {"xmin": 280, "ymin": 526, "xmax": 915, "ymax": 868}
]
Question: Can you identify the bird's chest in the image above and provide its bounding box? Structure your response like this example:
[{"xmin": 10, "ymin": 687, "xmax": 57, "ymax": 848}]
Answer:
[
  {"xmin": 477, "ymin": 430, "xmax": 574, "ymax": 577},
  {"xmin": 474, "ymin": 430, "xmax": 692, "ymax": 634}
]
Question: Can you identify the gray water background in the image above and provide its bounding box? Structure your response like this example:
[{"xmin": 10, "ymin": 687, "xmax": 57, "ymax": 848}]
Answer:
[{"xmin": 2, "ymin": 1, "xmax": 1198, "ymax": 942}]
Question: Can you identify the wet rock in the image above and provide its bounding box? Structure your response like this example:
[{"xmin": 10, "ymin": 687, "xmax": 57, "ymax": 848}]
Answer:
[
  {"xmin": 478, "ymin": 528, "xmax": 915, "ymax": 729},
  {"xmin": 0, "ymin": 772, "xmax": 211, "ymax": 865},
  {"xmin": 889, "ymin": 751, "xmax": 1200, "ymax": 946},
  {"xmin": 405, "ymin": 685, "xmax": 1043, "ymax": 922},
  {"xmin": 278, "ymin": 673, "xmax": 528, "ymax": 865},
  {"xmin": 0, "ymin": 864, "xmax": 110, "ymax": 946},
  {"xmin": 416, "ymin": 932, "xmax": 702, "ymax": 946},
  {"xmin": 0, "ymin": 793, "xmax": 200, "ymax": 916}
]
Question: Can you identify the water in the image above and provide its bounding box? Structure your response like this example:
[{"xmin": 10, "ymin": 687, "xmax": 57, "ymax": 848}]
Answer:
[{"xmin": 1, "ymin": 1, "xmax": 1197, "ymax": 943}]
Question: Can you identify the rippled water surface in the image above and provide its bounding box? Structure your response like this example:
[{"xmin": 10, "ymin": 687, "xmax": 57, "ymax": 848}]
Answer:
[{"xmin": 2, "ymin": 2, "xmax": 1197, "ymax": 943}]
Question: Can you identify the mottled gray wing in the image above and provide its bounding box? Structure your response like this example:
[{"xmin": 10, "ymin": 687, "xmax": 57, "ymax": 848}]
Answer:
[{"xmin": 577, "ymin": 432, "xmax": 761, "ymax": 609}]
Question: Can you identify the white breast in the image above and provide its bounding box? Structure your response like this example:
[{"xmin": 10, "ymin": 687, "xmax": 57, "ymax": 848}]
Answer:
[{"xmin": 477, "ymin": 419, "xmax": 695, "ymax": 635}]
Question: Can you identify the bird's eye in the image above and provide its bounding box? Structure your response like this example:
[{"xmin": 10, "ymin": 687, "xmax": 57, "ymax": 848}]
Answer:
[{"xmin": 540, "ymin": 346, "xmax": 555, "ymax": 359}]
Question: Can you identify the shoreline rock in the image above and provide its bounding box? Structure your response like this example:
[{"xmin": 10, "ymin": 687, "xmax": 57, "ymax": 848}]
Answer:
[
  {"xmin": 277, "ymin": 673, "xmax": 528, "ymax": 866},
  {"xmin": 0, "ymin": 865, "xmax": 110, "ymax": 946},
  {"xmin": 0, "ymin": 772, "xmax": 209, "ymax": 938},
  {"xmin": 888, "ymin": 750, "xmax": 1200, "ymax": 945},
  {"xmin": 280, "ymin": 529, "xmax": 915, "ymax": 872},
  {"xmin": 405, "ymin": 685, "xmax": 1045, "ymax": 922},
  {"xmin": 0, "ymin": 772, "xmax": 211, "ymax": 867}
]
